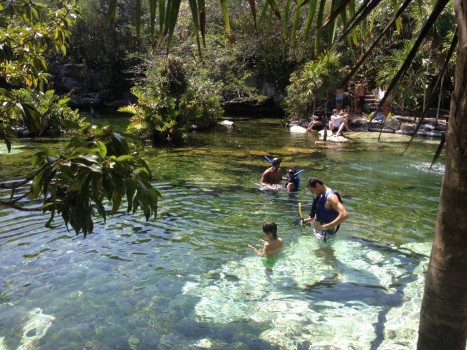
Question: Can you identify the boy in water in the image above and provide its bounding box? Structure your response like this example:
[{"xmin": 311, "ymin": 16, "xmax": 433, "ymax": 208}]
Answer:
[{"xmin": 248, "ymin": 221, "xmax": 283, "ymax": 257}]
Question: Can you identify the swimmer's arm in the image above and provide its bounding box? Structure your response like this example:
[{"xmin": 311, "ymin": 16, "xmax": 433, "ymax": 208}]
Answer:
[{"xmin": 248, "ymin": 242, "xmax": 269, "ymax": 257}]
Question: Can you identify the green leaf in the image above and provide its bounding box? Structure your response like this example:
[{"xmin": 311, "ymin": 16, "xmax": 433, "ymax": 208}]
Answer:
[
  {"xmin": 149, "ymin": 0, "xmax": 157, "ymax": 44},
  {"xmin": 116, "ymin": 155, "xmax": 134, "ymax": 162},
  {"xmin": 111, "ymin": 192, "xmax": 122, "ymax": 214},
  {"xmin": 96, "ymin": 141, "xmax": 107, "ymax": 158},
  {"xmin": 107, "ymin": 0, "xmax": 118, "ymax": 23},
  {"xmin": 188, "ymin": 0, "xmax": 202, "ymax": 56},
  {"xmin": 60, "ymin": 119, "xmax": 80, "ymax": 130},
  {"xmin": 32, "ymin": 56, "xmax": 47, "ymax": 71},
  {"xmin": 266, "ymin": 0, "xmax": 281, "ymax": 19}
]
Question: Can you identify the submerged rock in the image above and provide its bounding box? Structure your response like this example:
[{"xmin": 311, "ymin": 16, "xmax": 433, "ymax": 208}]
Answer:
[{"xmin": 17, "ymin": 308, "xmax": 55, "ymax": 350}]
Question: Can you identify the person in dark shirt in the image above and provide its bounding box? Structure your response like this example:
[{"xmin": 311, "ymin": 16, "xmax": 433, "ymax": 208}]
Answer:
[{"xmin": 307, "ymin": 107, "xmax": 328, "ymax": 131}]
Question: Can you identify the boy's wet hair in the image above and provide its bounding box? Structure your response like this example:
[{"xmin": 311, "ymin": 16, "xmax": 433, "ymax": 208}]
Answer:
[{"xmin": 263, "ymin": 221, "xmax": 278, "ymax": 238}]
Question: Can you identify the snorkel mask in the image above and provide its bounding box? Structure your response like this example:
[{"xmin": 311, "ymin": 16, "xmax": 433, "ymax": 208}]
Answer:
[{"xmin": 271, "ymin": 158, "xmax": 281, "ymax": 170}]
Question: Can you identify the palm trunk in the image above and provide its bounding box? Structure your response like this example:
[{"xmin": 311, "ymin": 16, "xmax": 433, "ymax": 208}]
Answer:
[{"xmin": 417, "ymin": 0, "xmax": 467, "ymax": 348}]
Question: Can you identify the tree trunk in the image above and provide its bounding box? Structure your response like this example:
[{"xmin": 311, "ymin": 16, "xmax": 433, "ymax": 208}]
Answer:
[{"xmin": 417, "ymin": 0, "xmax": 467, "ymax": 348}]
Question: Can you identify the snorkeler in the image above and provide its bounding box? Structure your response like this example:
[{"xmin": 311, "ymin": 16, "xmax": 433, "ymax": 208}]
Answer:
[
  {"xmin": 248, "ymin": 221, "xmax": 283, "ymax": 257},
  {"xmin": 284, "ymin": 169, "xmax": 305, "ymax": 192},
  {"xmin": 260, "ymin": 157, "xmax": 283, "ymax": 185}
]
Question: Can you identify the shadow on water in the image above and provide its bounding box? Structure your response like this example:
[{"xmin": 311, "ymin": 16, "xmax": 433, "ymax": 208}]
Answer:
[{"xmin": 302, "ymin": 237, "xmax": 425, "ymax": 349}]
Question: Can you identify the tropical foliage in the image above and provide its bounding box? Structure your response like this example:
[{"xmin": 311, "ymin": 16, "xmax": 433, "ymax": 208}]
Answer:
[
  {"xmin": 121, "ymin": 54, "xmax": 223, "ymax": 144},
  {"xmin": 285, "ymin": 53, "xmax": 343, "ymax": 119},
  {"xmin": 9, "ymin": 89, "xmax": 82, "ymax": 136},
  {"xmin": 0, "ymin": 0, "xmax": 160, "ymax": 236},
  {"xmin": 0, "ymin": 0, "xmax": 78, "ymax": 150}
]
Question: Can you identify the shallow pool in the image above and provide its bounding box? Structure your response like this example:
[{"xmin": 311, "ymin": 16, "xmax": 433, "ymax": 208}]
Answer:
[{"xmin": 0, "ymin": 117, "xmax": 444, "ymax": 349}]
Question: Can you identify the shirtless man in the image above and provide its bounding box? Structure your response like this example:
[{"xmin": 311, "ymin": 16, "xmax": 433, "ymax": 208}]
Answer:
[
  {"xmin": 356, "ymin": 80, "xmax": 366, "ymax": 115},
  {"xmin": 248, "ymin": 221, "xmax": 283, "ymax": 257},
  {"xmin": 260, "ymin": 158, "xmax": 283, "ymax": 185}
]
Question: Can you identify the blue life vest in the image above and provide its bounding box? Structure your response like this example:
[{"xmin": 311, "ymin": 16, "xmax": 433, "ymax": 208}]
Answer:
[
  {"xmin": 284, "ymin": 177, "xmax": 300, "ymax": 191},
  {"xmin": 314, "ymin": 189, "xmax": 341, "ymax": 223}
]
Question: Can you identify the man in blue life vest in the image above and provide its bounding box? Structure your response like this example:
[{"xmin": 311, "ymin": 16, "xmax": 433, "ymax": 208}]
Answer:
[{"xmin": 303, "ymin": 177, "xmax": 348, "ymax": 240}]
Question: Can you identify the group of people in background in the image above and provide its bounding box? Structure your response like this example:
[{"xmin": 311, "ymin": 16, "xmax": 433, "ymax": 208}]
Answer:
[
  {"xmin": 307, "ymin": 107, "xmax": 350, "ymax": 136},
  {"xmin": 252, "ymin": 158, "xmax": 349, "ymax": 258},
  {"xmin": 305, "ymin": 79, "xmax": 392, "ymax": 134}
]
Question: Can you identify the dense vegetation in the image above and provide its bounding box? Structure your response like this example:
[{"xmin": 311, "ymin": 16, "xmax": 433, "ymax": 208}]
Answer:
[
  {"xmin": 62, "ymin": 0, "xmax": 456, "ymax": 121},
  {"xmin": 2, "ymin": 1, "xmax": 466, "ymax": 348},
  {"xmin": 0, "ymin": 0, "xmax": 160, "ymax": 236}
]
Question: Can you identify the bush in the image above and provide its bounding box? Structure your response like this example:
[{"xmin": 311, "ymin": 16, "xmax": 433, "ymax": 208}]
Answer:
[
  {"xmin": 121, "ymin": 55, "xmax": 223, "ymax": 144},
  {"xmin": 284, "ymin": 53, "xmax": 343, "ymax": 120},
  {"xmin": 11, "ymin": 89, "xmax": 82, "ymax": 136}
]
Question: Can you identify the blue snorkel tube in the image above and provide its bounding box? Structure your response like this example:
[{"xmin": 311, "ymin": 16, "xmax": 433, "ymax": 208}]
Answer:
[
  {"xmin": 264, "ymin": 156, "xmax": 273, "ymax": 163},
  {"xmin": 292, "ymin": 170, "xmax": 304, "ymax": 189},
  {"xmin": 294, "ymin": 169, "xmax": 305, "ymax": 177}
]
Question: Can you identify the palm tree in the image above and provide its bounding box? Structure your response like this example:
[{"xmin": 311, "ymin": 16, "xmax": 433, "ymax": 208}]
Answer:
[
  {"xmin": 112, "ymin": 0, "xmax": 466, "ymax": 348},
  {"xmin": 416, "ymin": 2, "xmax": 467, "ymax": 346}
]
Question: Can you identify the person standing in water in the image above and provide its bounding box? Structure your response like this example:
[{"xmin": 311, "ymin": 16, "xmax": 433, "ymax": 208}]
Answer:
[
  {"xmin": 303, "ymin": 177, "xmax": 348, "ymax": 240},
  {"xmin": 248, "ymin": 221, "xmax": 283, "ymax": 257},
  {"xmin": 260, "ymin": 158, "xmax": 283, "ymax": 185}
]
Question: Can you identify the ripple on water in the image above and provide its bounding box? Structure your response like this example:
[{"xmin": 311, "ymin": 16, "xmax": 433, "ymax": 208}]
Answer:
[{"xmin": 180, "ymin": 237, "xmax": 431, "ymax": 349}]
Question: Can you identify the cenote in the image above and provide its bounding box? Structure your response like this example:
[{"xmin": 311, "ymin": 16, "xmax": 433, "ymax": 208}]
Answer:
[{"xmin": 0, "ymin": 115, "xmax": 445, "ymax": 349}]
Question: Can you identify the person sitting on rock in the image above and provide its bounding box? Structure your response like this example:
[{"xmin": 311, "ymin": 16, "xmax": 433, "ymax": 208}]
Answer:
[
  {"xmin": 307, "ymin": 107, "xmax": 328, "ymax": 131},
  {"xmin": 328, "ymin": 110, "xmax": 349, "ymax": 136}
]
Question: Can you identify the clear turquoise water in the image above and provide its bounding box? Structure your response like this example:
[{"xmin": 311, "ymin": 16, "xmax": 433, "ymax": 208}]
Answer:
[{"xmin": 0, "ymin": 116, "xmax": 444, "ymax": 349}]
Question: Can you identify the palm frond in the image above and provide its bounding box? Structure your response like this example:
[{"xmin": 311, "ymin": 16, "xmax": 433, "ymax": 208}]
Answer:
[
  {"xmin": 165, "ymin": 0, "xmax": 182, "ymax": 48},
  {"xmin": 341, "ymin": 0, "xmax": 383, "ymax": 39},
  {"xmin": 378, "ymin": 0, "xmax": 451, "ymax": 140},
  {"xmin": 266, "ymin": 0, "xmax": 282, "ymax": 20},
  {"xmin": 291, "ymin": 0, "xmax": 306, "ymax": 41},
  {"xmin": 188, "ymin": 0, "xmax": 202, "ymax": 57},
  {"xmin": 340, "ymin": 0, "xmax": 414, "ymax": 87},
  {"xmin": 219, "ymin": 0, "xmax": 232, "ymax": 43},
  {"xmin": 322, "ymin": 0, "xmax": 351, "ymax": 29},
  {"xmin": 135, "ymin": 0, "xmax": 142, "ymax": 41},
  {"xmin": 149, "ymin": 0, "xmax": 157, "ymax": 46},
  {"xmin": 401, "ymin": 28, "xmax": 457, "ymax": 154},
  {"xmin": 247, "ymin": 0, "xmax": 257, "ymax": 30},
  {"xmin": 106, "ymin": 0, "xmax": 118, "ymax": 23},
  {"xmin": 304, "ymin": 0, "xmax": 318, "ymax": 39},
  {"xmin": 314, "ymin": 0, "xmax": 326, "ymax": 52}
]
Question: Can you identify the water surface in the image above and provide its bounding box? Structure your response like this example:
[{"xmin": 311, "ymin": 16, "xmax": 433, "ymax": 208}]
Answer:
[{"xmin": 0, "ymin": 116, "xmax": 444, "ymax": 349}]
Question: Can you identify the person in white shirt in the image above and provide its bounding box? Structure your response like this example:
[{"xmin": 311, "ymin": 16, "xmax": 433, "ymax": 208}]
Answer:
[{"xmin": 328, "ymin": 109, "xmax": 349, "ymax": 135}]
